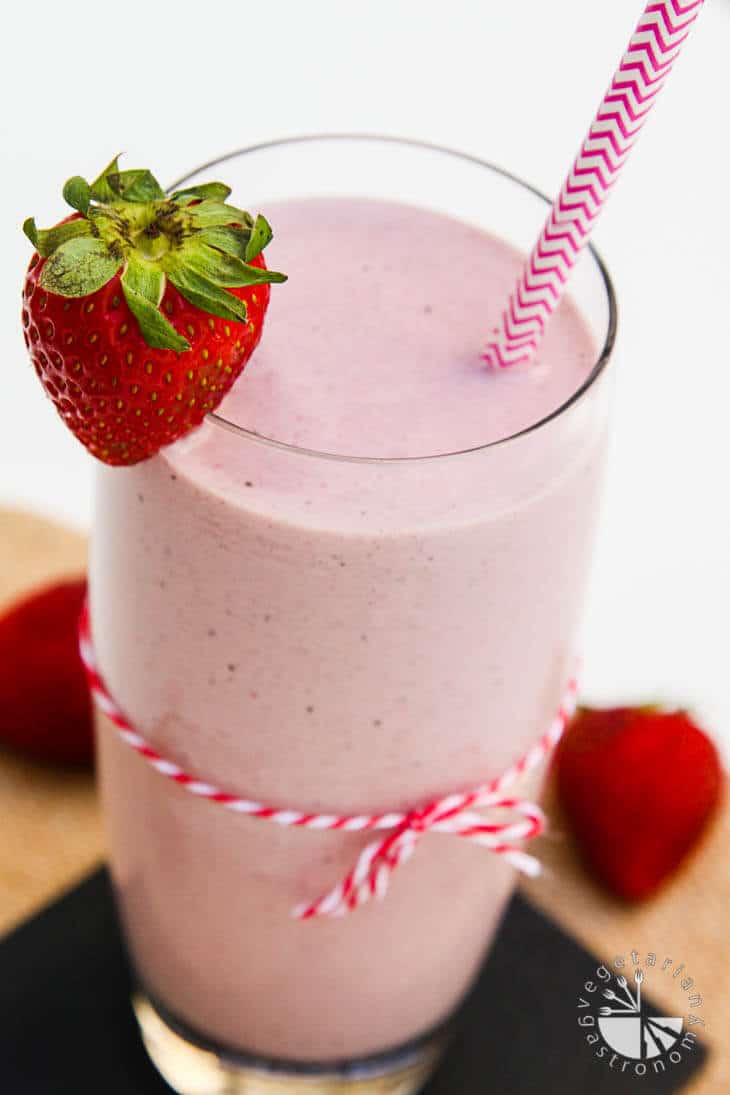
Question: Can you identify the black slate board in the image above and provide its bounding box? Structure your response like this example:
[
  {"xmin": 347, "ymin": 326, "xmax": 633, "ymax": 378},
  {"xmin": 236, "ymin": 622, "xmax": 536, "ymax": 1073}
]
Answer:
[{"xmin": 0, "ymin": 869, "xmax": 707, "ymax": 1093}]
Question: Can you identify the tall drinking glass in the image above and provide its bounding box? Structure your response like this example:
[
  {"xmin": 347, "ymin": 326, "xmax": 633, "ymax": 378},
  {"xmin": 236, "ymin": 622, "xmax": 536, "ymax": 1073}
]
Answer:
[{"xmin": 90, "ymin": 136, "xmax": 616, "ymax": 1094}]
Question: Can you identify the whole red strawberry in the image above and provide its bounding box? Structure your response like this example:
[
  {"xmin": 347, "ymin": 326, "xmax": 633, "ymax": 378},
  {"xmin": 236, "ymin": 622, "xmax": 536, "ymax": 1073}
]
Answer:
[
  {"xmin": 0, "ymin": 578, "xmax": 93, "ymax": 765},
  {"xmin": 555, "ymin": 706, "xmax": 723, "ymax": 900},
  {"xmin": 21, "ymin": 157, "xmax": 286, "ymax": 465}
]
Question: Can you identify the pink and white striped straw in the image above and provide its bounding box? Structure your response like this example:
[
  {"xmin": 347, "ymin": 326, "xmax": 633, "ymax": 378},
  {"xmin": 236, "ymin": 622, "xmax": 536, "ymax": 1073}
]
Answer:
[{"xmin": 483, "ymin": 0, "xmax": 705, "ymax": 369}]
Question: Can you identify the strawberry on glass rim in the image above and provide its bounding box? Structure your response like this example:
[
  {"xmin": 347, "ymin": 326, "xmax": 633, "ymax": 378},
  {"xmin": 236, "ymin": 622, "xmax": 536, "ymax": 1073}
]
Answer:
[{"xmin": 21, "ymin": 156, "xmax": 286, "ymax": 465}]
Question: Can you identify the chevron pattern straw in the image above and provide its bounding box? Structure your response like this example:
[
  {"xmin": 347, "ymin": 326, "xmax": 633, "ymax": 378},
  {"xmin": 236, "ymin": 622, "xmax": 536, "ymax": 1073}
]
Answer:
[
  {"xmin": 483, "ymin": 0, "xmax": 705, "ymax": 369},
  {"xmin": 79, "ymin": 600, "xmax": 578, "ymax": 920}
]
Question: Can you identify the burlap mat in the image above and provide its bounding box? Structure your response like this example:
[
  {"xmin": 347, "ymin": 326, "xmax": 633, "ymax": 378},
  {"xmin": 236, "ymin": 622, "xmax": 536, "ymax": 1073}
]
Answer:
[
  {"xmin": 0, "ymin": 509, "xmax": 103, "ymax": 932},
  {"xmin": 0, "ymin": 507, "xmax": 725, "ymax": 1091}
]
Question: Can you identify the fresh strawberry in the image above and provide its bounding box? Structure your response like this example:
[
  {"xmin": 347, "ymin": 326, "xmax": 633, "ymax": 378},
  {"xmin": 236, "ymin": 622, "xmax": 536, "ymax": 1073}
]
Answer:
[
  {"xmin": 0, "ymin": 578, "xmax": 93, "ymax": 765},
  {"xmin": 554, "ymin": 706, "xmax": 723, "ymax": 900},
  {"xmin": 21, "ymin": 157, "xmax": 286, "ymax": 465}
]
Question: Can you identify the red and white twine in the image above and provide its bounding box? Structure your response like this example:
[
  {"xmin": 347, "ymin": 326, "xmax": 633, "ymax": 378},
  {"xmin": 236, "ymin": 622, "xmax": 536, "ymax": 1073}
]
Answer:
[{"xmin": 79, "ymin": 601, "xmax": 578, "ymax": 920}]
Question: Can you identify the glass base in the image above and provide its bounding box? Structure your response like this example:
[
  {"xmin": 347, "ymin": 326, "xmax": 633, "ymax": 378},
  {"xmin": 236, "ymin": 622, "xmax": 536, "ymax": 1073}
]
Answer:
[{"xmin": 133, "ymin": 992, "xmax": 446, "ymax": 1095}]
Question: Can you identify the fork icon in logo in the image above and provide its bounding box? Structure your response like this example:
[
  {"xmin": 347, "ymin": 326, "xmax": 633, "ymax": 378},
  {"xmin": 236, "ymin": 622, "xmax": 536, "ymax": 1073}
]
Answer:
[{"xmin": 597, "ymin": 970, "xmax": 684, "ymax": 1060}]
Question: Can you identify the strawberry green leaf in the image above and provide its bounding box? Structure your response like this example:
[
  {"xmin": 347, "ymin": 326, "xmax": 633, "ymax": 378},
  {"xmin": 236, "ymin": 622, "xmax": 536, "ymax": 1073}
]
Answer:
[
  {"xmin": 22, "ymin": 216, "xmax": 92, "ymax": 257},
  {"xmin": 186, "ymin": 201, "xmax": 254, "ymax": 229},
  {"xmin": 39, "ymin": 237, "xmax": 122, "ymax": 297},
  {"xmin": 107, "ymin": 169, "xmax": 165, "ymax": 203},
  {"xmin": 22, "ymin": 218, "xmax": 40, "ymax": 249},
  {"xmin": 123, "ymin": 256, "xmax": 163, "ymax": 305},
  {"xmin": 171, "ymin": 182, "xmax": 232, "ymax": 205},
  {"xmin": 198, "ymin": 218, "xmax": 274, "ymax": 264},
  {"xmin": 62, "ymin": 176, "xmax": 91, "ymax": 215},
  {"xmin": 245, "ymin": 214, "xmax": 273, "ymax": 262},
  {"xmin": 121, "ymin": 259, "xmax": 190, "ymax": 352},
  {"xmin": 90, "ymin": 155, "xmax": 121, "ymax": 202},
  {"xmin": 198, "ymin": 225, "xmax": 252, "ymax": 259},
  {"xmin": 178, "ymin": 241, "xmax": 286, "ymax": 288},
  {"xmin": 167, "ymin": 266, "xmax": 248, "ymax": 324}
]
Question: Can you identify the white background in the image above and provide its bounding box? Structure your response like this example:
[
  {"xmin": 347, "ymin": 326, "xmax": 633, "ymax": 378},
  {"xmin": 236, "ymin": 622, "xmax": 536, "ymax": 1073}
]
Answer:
[{"xmin": 1, "ymin": 1, "xmax": 728, "ymax": 749}]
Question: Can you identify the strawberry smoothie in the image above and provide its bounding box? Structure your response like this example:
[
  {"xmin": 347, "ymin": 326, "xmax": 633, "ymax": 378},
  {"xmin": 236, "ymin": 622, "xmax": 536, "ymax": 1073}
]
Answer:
[{"xmin": 90, "ymin": 196, "xmax": 612, "ymax": 1068}]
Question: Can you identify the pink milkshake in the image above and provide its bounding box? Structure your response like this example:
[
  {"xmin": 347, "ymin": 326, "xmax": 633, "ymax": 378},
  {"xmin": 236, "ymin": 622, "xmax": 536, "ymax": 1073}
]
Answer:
[{"xmin": 90, "ymin": 139, "xmax": 615, "ymax": 1092}]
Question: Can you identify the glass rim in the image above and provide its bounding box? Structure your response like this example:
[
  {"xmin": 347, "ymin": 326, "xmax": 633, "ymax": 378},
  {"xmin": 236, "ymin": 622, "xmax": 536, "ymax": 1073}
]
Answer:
[{"xmin": 170, "ymin": 133, "xmax": 618, "ymax": 466}]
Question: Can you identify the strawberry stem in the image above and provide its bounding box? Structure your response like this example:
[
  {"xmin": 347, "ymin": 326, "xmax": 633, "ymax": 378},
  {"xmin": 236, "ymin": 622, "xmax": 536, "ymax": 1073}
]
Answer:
[{"xmin": 24, "ymin": 155, "xmax": 286, "ymax": 353}]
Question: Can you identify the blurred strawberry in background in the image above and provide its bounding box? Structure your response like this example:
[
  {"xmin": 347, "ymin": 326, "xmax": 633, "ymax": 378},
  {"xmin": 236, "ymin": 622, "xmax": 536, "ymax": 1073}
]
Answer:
[
  {"xmin": 555, "ymin": 704, "xmax": 723, "ymax": 900},
  {"xmin": 0, "ymin": 577, "xmax": 93, "ymax": 765}
]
